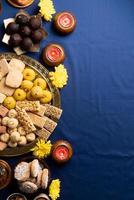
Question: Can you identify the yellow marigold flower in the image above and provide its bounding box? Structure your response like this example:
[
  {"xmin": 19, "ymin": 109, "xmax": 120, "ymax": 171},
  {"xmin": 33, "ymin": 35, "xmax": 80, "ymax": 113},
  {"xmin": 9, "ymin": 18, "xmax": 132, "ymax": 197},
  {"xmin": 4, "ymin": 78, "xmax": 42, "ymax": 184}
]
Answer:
[
  {"xmin": 38, "ymin": 0, "xmax": 56, "ymax": 21},
  {"xmin": 49, "ymin": 179, "xmax": 61, "ymax": 200},
  {"xmin": 49, "ymin": 64, "xmax": 68, "ymax": 89},
  {"xmin": 31, "ymin": 139, "xmax": 52, "ymax": 159}
]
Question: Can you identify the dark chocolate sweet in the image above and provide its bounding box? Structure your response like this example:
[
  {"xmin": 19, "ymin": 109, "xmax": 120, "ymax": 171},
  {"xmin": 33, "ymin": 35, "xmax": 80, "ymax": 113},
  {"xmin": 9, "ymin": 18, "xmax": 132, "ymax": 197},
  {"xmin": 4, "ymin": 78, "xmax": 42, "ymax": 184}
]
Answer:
[
  {"xmin": 29, "ymin": 16, "xmax": 42, "ymax": 30},
  {"xmin": 16, "ymin": 14, "xmax": 29, "ymax": 25},
  {"xmin": 6, "ymin": 22, "xmax": 19, "ymax": 35},
  {"xmin": 42, "ymin": 43, "xmax": 65, "ymax": 67},
  {"xmin": 8, "ymin": 33, "xmax": 22, "ymax": 47},
  {"xmin": 54, "ymin": 11, "xmax": 76, "ymax": 34},
  {"xmin": 20, "ymin": 26, "xmax": 31, "ymax": 37},
  {"xmin": 32, "ymin": 29, "xmax": 44, "ymax": 43},
  {"xmin": 20, "ymin": 37, "xmax": 33, "ymax": 51},
  {"xmin": 51, "ymin": 140, "xmax": 73, "ymax": 164}
]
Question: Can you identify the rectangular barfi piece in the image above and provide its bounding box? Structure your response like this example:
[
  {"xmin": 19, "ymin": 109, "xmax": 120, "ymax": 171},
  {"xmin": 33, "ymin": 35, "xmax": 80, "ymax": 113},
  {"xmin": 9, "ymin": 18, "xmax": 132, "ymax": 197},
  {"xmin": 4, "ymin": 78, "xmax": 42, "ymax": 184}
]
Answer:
[
  {"xmin": 28, "ymin": 112, "xmax": 57, "ymax": 132},
  {"xmin": 35, "ymin": 105, "xmax": 47, "ymax": 117},
  {"xmin": 0, "ymin": 141, "xmax": 7, "ymax": 151},
  {"xmin": 6, "ymin": 70, "xmax": 23, "ymax": 88},
  {"xmin": 28, "ymin": 112, "xmax": 46, "ymax": 128},
  {"xmin": 0, "ymin": 58, "xmax": 9, "ymax": 79},
  {"xmin": 43, "ymin": 116, "xmax": 57, "ymax": 132},
  {"xmin": 0, "ymin": 105, "xmax": 9, "ymax": 117},
  {"xmin": 16, "ymin": 106, "xmax": 36, "ymax": 133},
  {"xmin": 0, "ymin": 93, "xmax": 6, "ymax": 103},
  {"xmin": 0, "ymin": 78, "xmax": 15, "ymax": 96},
  {"xmin": 36, "ymin": 128, "xmax": 51, "ymax": 141},
  {"xmin": 16, "ymin": 101, "xmax": 40, "ymax": 112},
  {"xmin": 0, "ymin": 126, "xmax": 6, "ymax": 134},
  {"xmin": 9, "ymin": 58, "xmax": 25, "ymax": 72},
  {"xmin": 44, "ymin": 104, "xmax": 62, "ymax": 120}
]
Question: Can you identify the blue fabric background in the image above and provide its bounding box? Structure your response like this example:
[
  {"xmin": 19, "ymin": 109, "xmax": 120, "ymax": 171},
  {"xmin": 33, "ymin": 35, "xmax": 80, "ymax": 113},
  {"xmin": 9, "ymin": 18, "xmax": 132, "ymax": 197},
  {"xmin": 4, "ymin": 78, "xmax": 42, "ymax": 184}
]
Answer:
[{"xmin": 1, "ymin": 0, "xmax": 134, "ymax": 199}]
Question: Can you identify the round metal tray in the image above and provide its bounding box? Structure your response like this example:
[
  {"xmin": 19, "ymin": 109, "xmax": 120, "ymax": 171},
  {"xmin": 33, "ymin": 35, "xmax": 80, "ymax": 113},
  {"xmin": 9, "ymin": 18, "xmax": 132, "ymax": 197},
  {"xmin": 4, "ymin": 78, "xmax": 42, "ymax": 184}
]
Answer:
[{"xmin": 0, "ymin": 53, "xmax": 61, "ymax": 157}]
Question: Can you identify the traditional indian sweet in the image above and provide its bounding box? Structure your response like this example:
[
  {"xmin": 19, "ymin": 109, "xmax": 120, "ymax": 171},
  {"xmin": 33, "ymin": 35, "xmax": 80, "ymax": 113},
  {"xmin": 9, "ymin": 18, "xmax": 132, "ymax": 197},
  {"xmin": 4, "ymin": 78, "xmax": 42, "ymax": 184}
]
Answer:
[
  {"xmin": 0, "ymin": 57, "xmax": 62, "ymax": 151},
  {"xmin": 14, "ymin": 159, "xmax": 49, "ymax": 194}
]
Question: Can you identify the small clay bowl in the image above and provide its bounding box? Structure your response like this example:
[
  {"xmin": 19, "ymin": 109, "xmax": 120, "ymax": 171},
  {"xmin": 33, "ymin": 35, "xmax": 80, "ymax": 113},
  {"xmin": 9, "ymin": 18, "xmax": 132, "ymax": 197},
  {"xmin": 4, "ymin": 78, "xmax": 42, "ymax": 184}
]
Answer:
[
  {"xmin": 42, "ymin": 43, "xmax": 65, "ymax": 67},
  {"xmin": 51, "ymin": 140, "xmax": 73, "ymax": 164},
  {"xmin": 0, "ymin": 159, "xmax": 12, "ymax": 190},
  {"xmin": 7, "ymin": 193, "xmax": 27, "ymax": 200},
  {"xmin": 53, "ymin": 11, "xmax": 76, "ymax": 34},
  {"xmin": 7, "ymin": 0, "xmax": 34, "ymax": 8},
  {"xmin": 34, "ymin": 193, "xmax": 50, "ymax": 200}
]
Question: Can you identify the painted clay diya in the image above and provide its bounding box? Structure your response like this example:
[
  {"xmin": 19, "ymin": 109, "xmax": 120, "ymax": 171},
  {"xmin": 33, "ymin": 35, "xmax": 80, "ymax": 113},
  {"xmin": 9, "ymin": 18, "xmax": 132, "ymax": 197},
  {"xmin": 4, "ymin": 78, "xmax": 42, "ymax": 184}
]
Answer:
[
  {"xmin": 54, "ymin": 11, "xmax": 76, "ymax": 34},
  {"xmin": 7, "ymin": 0, "xmax": 34, "ymax": 8},
  {"xmin": 52, "ymin": 140, "xmax": 73, "ymax": 163},
  {"xmin": 42, "ymin": 44, "xmax": 65, "ymax": 67}
]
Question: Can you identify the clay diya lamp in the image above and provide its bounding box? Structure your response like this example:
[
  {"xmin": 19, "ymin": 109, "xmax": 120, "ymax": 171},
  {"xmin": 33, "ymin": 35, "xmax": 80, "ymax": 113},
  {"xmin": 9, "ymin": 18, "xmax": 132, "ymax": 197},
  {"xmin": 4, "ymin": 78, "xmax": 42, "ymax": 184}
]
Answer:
[
  {"xmin": 34, "ymin": 193, "xmax": 50, "ymax": 200},
  {"xmin": 7, "ymin": 193, "xmax": 27, "ymax": 200},
  {"xmin": 7, "ymin": 0, "xmax": 34, "ymax": 8},
  {"xmin": 0, "ymin": 159, "xmax": 12, "ymax": 190},
  {"xmin": 54, "ymin": 11, "xmax": 76, "ymax": 34},
  {"xmin": 51, "ymin": 140, "xmax": 73, "ymax": 164},
  {"xmin": 42, "ymin": 43, "xmax": 65, "ymax": 67}
]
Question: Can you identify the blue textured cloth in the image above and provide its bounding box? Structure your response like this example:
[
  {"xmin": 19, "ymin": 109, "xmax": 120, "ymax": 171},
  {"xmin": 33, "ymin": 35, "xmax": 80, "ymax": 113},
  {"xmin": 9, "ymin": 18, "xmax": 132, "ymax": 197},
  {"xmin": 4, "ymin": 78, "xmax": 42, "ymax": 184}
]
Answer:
[{"xmin": 1, "ymin": 0, "xmax": 134, "ymax": 199}]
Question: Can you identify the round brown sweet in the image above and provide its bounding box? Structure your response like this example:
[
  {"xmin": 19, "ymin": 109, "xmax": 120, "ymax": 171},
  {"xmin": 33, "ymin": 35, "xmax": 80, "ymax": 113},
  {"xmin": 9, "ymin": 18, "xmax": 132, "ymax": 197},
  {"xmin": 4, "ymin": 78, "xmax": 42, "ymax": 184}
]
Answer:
[
  {"xmin": 8, "ymin": 33, "xmax": 22, "ymax": 47},
  {"xmin": 51, "ymin": 140, "xmax": 73, "ymax": 164},
  {"xmin": 16, "ymin": 14, "xmax": 29, "ymax": 25},
  {"xmin": 32, "ymin": 29, "xmax": 44, "ymax": 43},
  {"xmin": 20, "ymin": 26, "xmax": 31, "ymax": 37},
  {"xmin": 42, "ymin": 44, "xmax": 65, "ymax": 67},
  {"xmin": 6, "ymin": 22, "xmax": 19, "ymax": 35},
  {"xmin": 54, "ymin": 11, "xmax": 76, "ymax": 34},
  {"xmin": 29, "ymin": 16, "xmax": 42, "ymax": 30},
  {"xmin": 20, "ymin": 37, "xmax": 33, "ymax": 51}
]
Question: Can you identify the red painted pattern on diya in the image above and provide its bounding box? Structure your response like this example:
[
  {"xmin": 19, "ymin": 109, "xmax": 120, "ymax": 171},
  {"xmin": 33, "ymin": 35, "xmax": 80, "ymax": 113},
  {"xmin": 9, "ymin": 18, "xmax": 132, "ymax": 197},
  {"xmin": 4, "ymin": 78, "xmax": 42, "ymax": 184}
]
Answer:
[
  {"xmin": 52, "ymin": 140, "xmax": 73, "ymax": 164},
  {"xmin": 42, "ymin": 44, "xmax": 65, "ymax": 67},
  {"xmin": 54, "ymin": 11, "xmax": 76, "ymax": 34},
  {"xmin": 54, "ymin": 146, "xmax": 69, "ymax": 161},
  {"xmin": 46, "ymin": 46, "xmax": 62, "ymax": 62}
]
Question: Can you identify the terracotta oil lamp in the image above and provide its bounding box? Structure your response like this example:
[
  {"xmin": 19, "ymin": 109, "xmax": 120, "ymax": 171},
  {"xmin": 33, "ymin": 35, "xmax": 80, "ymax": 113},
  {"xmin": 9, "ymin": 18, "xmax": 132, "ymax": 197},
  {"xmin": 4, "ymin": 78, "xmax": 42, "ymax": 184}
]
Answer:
[
  {"xmin": 7, "ymin": 0, "xmax": 34, "ymax": 8},
  {"xmin": 0, "ymin": 160, "xmax": 12, "ymax": 190},
  {"xmin": 51, "ymin": 140, "xmax": 73, "ymax": 164},
  {"xmin": 54, "ymin": 11, "xmax": 76, "ymax": 34},
  {"xmin": 42, "ymin": 43, "xmax": 65, "ymax": 67}
]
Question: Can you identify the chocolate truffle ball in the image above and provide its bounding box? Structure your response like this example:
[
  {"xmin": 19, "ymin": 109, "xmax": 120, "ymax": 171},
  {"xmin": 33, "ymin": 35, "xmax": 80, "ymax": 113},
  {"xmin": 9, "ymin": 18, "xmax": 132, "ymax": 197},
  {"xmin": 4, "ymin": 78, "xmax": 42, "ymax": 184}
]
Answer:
[
  {"xmin": 32, "ymin": 29, "xmax": 44, "ymax": 43},
  {"xmin": 20, "ymin": 26, "xmax": 31, "ymax": 37},
  {"xmin": 29, "ymin": 16, "xmax": 42, "ymax": 30},
  {"xmin": 42, "ymin": 43, "xmax": 65, "ymax": 67},
  {"xmin": 21, "ymin": 37, "xmax": 33, "ymax": 51},
  {"xmin": 16, "ymin": 14, "xmax": 29, "ymax": 25},
  {"xmin": 8, "ymin": 33, "xmax": 22, "ymax": 47},
  {"xmin": 6, "ymin": 22, "xmax": 19, "ymax": 35},
  {"xmin": 54, "ymin": 11, "xmax": 76, "ymax": 34}
]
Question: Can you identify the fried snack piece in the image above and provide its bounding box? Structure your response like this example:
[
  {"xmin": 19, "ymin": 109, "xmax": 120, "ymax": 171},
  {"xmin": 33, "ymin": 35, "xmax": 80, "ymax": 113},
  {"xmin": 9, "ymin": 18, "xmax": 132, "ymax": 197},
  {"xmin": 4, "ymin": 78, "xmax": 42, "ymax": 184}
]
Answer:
[
  {"xmin": 14, "ymin": 162, "xmax": 30, "ymax": 181},
  {"xmin": 16, "ymin": 100, "xmax": 40, "ymax": 112},
  {"xmin": 16, "ymin": 106, "xmax": 36, "ymax": 133}
]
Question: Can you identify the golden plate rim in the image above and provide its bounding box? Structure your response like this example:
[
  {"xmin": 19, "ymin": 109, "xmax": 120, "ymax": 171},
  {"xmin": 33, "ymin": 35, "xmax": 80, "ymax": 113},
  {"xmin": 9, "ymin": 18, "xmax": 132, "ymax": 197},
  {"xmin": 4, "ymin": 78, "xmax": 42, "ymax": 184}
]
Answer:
[
  {"xmin": 0, "ymin": 52, "xmax": 61, "ymax": 157},
  {"xmin": 7, "ymin": 0, "xmax": 34, "ymax": 8}
]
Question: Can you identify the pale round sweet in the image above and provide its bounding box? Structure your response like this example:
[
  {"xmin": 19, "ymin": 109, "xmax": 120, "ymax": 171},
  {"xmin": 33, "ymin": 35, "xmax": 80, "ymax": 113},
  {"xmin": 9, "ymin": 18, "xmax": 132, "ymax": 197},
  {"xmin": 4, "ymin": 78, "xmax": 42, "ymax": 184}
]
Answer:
[
  {"xmin": 8, "ymin": 118, "xmax": 18, "ymax": 129},
  {"xmin": 2, "ymin": 117, "xmax": 10, "ymax": 126},
  {"xmin": 0, "ymin": 133, "xmax": 10, "ymax": 143},
  {"xmin": 26, "ymin": 133, "xmax": 36, "ymax": 142},
  {"xmin": 31, "ymin": 159, "xmax": 42, "ymax": 178},
  {"xmin": 8, "ymin": 109, "xmax": 17, "ymax": 118},
  {"xmin": 19, "ymin": 181, "xmax": 38, "ymax": 194},
  {"xmin": 8, "ymin": 140, "xmax": 17, "ymax": 148},
  {"xmin": 10, "ymin": 131, "xmax": 21, "ymax": 142},
  {"xmin": 8, "ymin": 128, "xmax": 18, "ymax": 134},
  {"xmin": 15, "ymin": 162, "xmax": 30, "ymax": 182},
  {"xmin": 18, "ymin": 126, "xmax": 26, "ymax": 136},
  {"xmin": 18, "ymin": 136, "xmax": 27, "ymax": 146}
]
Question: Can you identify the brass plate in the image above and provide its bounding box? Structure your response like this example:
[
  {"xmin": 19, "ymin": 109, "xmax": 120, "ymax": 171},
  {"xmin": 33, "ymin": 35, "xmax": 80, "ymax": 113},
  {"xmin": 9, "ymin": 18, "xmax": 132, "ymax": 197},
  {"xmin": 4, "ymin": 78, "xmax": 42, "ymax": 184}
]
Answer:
[
  {"xmin": 0, "ymin": 53, "xmax": 61, "ymax": 157},
  {"xmin": 7, "ymin": 0, "xmax": 34, "ymax": 8}
]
